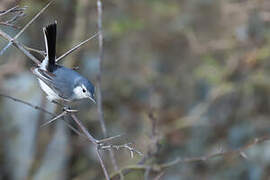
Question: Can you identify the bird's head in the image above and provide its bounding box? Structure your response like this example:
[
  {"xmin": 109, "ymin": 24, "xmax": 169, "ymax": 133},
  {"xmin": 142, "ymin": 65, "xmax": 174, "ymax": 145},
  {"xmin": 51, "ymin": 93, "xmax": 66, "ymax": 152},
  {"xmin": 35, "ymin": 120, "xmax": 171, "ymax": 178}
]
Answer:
[{"xmin": 73, "ymin": 78, "xmax": 96, "ymax": 103}]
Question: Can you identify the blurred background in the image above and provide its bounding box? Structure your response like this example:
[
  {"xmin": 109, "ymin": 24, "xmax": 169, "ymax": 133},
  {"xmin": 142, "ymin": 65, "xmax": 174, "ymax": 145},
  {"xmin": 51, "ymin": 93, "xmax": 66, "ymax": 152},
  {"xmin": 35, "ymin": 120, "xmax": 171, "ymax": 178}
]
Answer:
[{"xmin": 0, "ymin": 0, "xmax": 270, "ymax": 179}]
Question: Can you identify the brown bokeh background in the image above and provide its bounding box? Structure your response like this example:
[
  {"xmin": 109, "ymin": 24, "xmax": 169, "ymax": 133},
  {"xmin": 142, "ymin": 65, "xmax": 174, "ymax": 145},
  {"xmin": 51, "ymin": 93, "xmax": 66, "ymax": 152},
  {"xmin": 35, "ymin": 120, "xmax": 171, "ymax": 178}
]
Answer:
[{"xmin": 1, "ymin": 0, "xmax": 270, "ymax": 180}]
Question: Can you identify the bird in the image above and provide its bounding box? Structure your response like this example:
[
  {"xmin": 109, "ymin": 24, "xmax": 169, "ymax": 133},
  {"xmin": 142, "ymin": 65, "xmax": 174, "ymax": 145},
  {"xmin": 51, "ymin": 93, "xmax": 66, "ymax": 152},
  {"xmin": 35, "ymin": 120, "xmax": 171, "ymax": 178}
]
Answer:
[{"xmin": 31, "ymin": 22, "xmax": 96, "ymax": 105}]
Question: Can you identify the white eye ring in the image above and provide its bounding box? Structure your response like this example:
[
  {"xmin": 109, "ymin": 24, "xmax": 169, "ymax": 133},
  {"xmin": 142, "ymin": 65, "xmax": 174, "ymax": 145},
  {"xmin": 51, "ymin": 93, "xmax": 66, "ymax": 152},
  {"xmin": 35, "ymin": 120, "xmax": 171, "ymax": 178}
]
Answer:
[{"xmin": 82, "ymin": 88, "xmax": 86, "ymax": 93}]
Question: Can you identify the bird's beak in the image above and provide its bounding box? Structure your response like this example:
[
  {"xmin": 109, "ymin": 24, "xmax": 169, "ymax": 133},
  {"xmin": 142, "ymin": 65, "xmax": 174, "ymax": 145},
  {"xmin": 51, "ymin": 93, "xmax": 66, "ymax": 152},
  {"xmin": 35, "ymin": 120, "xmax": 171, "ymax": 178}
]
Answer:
[{"xmin": 88, "ymin": 95, "xmax": 96, "ymax": 104}]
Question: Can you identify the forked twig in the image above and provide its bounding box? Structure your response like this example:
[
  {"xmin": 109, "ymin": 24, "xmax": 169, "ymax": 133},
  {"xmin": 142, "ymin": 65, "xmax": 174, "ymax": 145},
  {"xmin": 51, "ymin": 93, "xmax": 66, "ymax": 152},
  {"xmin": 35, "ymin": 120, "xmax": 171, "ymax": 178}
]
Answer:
[
  {"xmin": 40, "ymin": 111, "xmax": 67, "ymax": 127},
  {"xmin": 0, "ymin": 2, "xmax": 52, "ymax": 57},
  {"xmin": 0, "ymin": 29, "xmax": 40, "ymax": 64},
  {"xmin": 99, "ymin": 143, "xmax": 143, "ymax": 158}
]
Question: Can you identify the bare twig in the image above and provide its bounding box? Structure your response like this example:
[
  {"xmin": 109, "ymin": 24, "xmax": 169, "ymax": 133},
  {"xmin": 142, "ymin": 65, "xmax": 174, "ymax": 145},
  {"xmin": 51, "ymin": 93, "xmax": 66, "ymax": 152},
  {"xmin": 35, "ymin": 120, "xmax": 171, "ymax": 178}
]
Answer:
[
  {"xmin": 0, "ymin": 6, "xmax": 26, "ymax": 29},
  {"xmin": 99, "ymin": 143, "xmax": 143, "ymax": 158},
  {"xmin": 96, "ymin": 1, "xmax": 123, "ymax": 179},
  {"xmin": 69, "ymin": 113, "xmax": 110, "ymax": 180},
  {"xmin": 0, "ymin": 93, "xmax": 51, "ymax": 114},
  {"xmin": 0, "ymin": 6, "xmax": 19, "ymax": 16},
  {"xmin": 0, "ymin": 93, "xmax": 85, "ymax": 137},
  {"xmin": 0, "ymin": 22, "xmax": 20, "ymax": 29},
  {"xmin": 70, "ymin": 113, "xmax": 141, "ymax": 180},
  {"xmin": 70, "ymin": 113, "xmax": 98, "ymax": 144},
  {"xmin": 40, "ymin": 111, "xmax": 67, "ymax": 127},
  {"xmin": 0, "ymin": 1, "xmax": 52, "ymax": 57},
  {"xmin": 98, "ymin": 134, "xmax": 123, "ymax": 144},
  {"xmin": 55, "ymin": 32, "xmax": 99, "ymax": 62},
  {"xmin": 96, "ymin": 0, "xmax": 106, "ymax": 138},
  {"xmin": 97, "ymin": 148, "xmax": 111, "ymax": 180},
  {"xmin": 22, "ymin": 45, "xmax": 46, "ymax": 57},
  {"xmin": 0, "ymin": 29, "xmax": 40, "ymax": 64},
  {"xmin": 0, "ymin": 6, "xmax": 25, "ymax": 17}
]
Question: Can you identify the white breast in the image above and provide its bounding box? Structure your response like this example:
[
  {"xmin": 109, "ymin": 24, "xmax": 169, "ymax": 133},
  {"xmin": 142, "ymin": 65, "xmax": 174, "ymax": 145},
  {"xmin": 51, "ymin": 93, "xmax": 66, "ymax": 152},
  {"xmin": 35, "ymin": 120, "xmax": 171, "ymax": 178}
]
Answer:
[{"xmin": 38, "ymin": 79, "xmax": 60, "ymax": 101}]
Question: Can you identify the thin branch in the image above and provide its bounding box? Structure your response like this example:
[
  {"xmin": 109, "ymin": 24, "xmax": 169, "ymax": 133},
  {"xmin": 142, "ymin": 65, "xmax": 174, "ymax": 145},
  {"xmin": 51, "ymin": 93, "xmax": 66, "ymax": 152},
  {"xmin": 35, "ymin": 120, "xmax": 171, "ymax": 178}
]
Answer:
[
  {"xmin": 96, "ymin": 0, "xmax": 106, "ymax": 138},
  {"xmin": 0, "ymin": 22, "xmax": 19, "ymax": 29},
  {"xmin": 22, "ymin": 45, "xmax": 46, "ymax": 57},
  {"xmin": 0, "ymin": 6, "xmax": 26, "ymax": 29},
  {"xmin": 98, "ymin": 134, "xmax": 123, "ymax": 144},
  {"xmin": 0, "ymin": 6, "xmax": 19, "ymax": 16},
  {"xmin": 0, "ymin": 93, "xmax": 51, "ymax": 114},
  {"xmin": 70, "ymin": 113, "xmax": 98, "ymax": 144},
  {"xmin": 0, "ymin": 29, "xmax": 40, "ymax": 64},
  {"xmin": 0, "ymin": 2, "xmax": 52, "ymax": 57},
  {"xmin": 55, "ymin": 32, "xmax": 99, "ymax": 62},
  {"xmin": 0, "ymin": 6, "xmax": 26, "ymax": 17},
  {"xmin": 14, "ymin": 1, "xmax": 52, "ymax": 40},
  {"xmin": 99, "ymin": 143, "xmax": 143, "ymax": 158},
  {"xmin": 40, "ymin": 111, "xmax": 67, "ymax": 127},
  {"xmin": 96, "ymin": 1, "xmax": 123, "ymax": 179},
  {"xmin": 70, "ymin": 112, "xmax": 142, "ymax": 180},
  {"xmin": 69, "ymin": 113, "xmax": 110, "ymax": 180},
  {"xmin": 0, "ymin": 93, "xmax": 85, "ymax": 137},
  {"xmin": 97, "ymin": 148, "xmax": 111, "ymax": 180}
]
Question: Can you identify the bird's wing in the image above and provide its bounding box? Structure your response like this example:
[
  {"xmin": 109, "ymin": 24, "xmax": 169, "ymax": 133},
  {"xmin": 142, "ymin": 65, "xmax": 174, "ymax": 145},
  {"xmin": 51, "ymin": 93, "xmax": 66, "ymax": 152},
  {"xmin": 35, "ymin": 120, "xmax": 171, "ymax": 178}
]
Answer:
[{"xmin": 31, "ymin": 67, "xmax": 65, "ymax": 98}]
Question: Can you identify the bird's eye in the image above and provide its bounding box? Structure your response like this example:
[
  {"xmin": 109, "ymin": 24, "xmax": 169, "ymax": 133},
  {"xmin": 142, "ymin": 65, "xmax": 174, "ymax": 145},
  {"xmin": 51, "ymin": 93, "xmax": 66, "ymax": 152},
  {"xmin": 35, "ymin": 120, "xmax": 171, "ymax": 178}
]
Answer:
[{"xmin": 82, "ymin": 88, "xmax": 86, "ymax": 93}]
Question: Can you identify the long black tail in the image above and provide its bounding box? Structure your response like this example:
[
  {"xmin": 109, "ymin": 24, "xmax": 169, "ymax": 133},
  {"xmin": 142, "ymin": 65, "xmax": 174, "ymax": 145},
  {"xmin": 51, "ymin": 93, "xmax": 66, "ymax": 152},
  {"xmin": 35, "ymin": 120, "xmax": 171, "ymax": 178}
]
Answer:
[{"xmin": 43, "ymin": 22, "xmax": 57, "ymax": 72}]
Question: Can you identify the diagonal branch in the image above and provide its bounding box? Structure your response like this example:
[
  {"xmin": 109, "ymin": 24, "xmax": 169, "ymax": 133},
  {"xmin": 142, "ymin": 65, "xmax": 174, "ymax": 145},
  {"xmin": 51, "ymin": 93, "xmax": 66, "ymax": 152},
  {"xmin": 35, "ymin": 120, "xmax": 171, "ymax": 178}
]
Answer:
[
  {"xmin": 0, "ymin": 1, "xmax": 52, "ymax": 56},
  {"xmin": 0, "ymin": 29, "xmax": 40, "ymax": 64},
  {"xmin": 55, "ymin": 32, "xmax": 99, "ymax": 62},
  {"xmin": 0, "ymin": 6, "xmax": 19, "ymax": 16},
  {"xmin": 0, "ymin": 6, "xmax": 26, "ymax": 17},
  {"xmin": 0, "ymin": 6, "xmax": 26, "ymax": 29},
  {"xmin": 15, "ymin": 2, "xmax": 52, "ymax": 40},
  {"xmin": 40, "ymin": 111, "xmax": 67, "ymax": 127},
  {"xmin": 0, "ymin": 93, "xmax": 83, "ymax": 137},
  {"xmin": 70, "ymin": 113, "xmax": 98, "ymax": 144}
]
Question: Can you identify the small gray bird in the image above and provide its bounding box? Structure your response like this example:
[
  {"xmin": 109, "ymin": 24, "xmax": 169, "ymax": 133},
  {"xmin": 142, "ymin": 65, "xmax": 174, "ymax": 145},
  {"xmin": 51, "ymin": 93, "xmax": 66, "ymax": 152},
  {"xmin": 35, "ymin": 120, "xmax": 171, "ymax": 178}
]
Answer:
[{"xmin": 32, "ymin": 22, "xmax": 96, "ymax": 104}]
